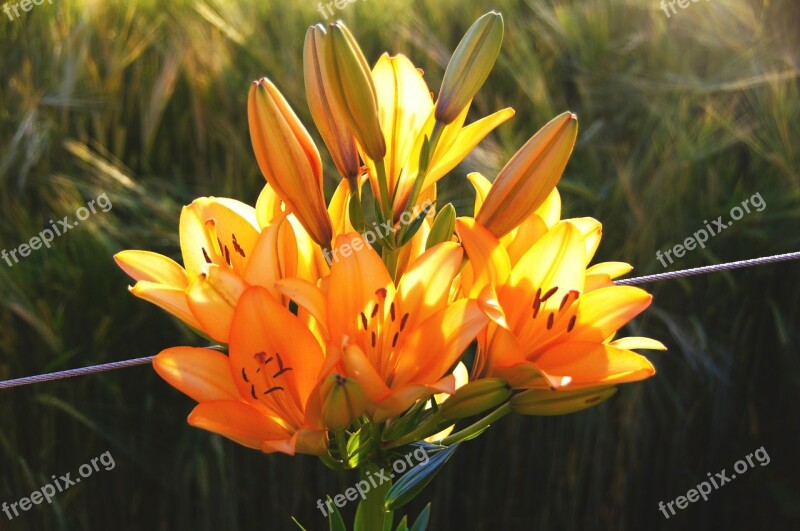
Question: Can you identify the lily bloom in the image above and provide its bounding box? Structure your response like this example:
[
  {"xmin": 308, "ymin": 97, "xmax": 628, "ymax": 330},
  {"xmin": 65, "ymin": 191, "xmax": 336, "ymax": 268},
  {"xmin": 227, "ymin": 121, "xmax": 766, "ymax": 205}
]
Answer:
[
  {"xmin": 361, "ymin": 52, "xmax": 514, "ymax": 221},
  {"xmin": 277, "ymin": 233, "xmax": 488, "ymax": 422},
  {"xmin": 116, "ymin": 195, "xmax": 309, "ymax": 342},
  {"xmin": 153, "ymin": 287, "xmax": 328, "ymax": 455},
  {"xmin": 456, "ymin": 217, "xmax": 664, "ymax": 390}
]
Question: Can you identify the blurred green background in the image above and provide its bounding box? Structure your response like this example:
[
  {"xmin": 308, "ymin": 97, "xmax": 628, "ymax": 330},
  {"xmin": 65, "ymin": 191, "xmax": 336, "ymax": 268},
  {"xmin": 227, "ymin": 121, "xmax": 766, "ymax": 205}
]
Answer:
[{"xmin": 1, "ymin": 0, "xmax": 798, "ymax": 529}]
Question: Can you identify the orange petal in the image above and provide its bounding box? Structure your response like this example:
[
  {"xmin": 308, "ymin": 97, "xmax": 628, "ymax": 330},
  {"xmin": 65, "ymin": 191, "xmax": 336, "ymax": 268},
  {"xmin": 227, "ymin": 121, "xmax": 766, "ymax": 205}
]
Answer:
[
  {"xmin": 188, "ymin": 400, "xmax": 290, "ymax": 450},
  {"xmin": 153, "ymin": 346, "xmax": 241, "ymax": 402},
  {"xmin": 392, "ymin": 299, "xmax": 488, "ymax": 388},
  {"xmin": 327, "ymin": 233, "xmax": 394, "ymax": 344},
  {"xmin": 396, "ymin": 242, "xmax": 463, "ymax": 332},
  {"xmin": 229, "ymin": 287, "xmax": 325, "ymax": 423}
]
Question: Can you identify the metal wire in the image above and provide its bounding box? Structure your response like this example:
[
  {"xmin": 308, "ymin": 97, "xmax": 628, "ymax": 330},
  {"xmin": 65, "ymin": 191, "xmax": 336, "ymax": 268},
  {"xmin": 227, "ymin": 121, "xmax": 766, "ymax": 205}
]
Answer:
[
  {"xmin": 1, "ymin": 251, "xmax": 797, "ymax": 390},
  {"xmin": 614, "ymin": 251, "xmax": 800, "ymax": 285}
]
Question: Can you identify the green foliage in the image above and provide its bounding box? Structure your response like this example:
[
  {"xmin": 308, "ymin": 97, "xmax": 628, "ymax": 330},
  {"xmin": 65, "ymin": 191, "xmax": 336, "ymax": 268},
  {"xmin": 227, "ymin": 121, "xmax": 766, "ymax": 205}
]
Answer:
[{"xmin": 0, "ymin": 0, "xmax": 798, "ymax": 529}]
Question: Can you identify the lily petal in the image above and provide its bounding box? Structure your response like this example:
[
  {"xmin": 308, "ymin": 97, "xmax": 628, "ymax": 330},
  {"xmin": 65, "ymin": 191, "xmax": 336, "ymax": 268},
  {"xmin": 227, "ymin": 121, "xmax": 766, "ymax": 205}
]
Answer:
[{"xmin": 153, "ymin": 346, "xmax": 241, "ymax": 402}]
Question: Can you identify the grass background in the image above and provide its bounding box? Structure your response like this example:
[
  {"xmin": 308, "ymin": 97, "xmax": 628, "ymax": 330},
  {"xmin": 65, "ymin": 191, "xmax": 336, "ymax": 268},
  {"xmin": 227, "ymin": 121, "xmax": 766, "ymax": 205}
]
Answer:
[{"xmin": 0, "ymin": 0, "xmax": 798, "ymax": 529}]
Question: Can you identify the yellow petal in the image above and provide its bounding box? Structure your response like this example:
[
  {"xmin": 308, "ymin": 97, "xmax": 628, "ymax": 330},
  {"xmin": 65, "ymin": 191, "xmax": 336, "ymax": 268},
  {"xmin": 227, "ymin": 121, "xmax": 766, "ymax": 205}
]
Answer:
[
  {"xmin": 586, "ymin": 261, "xmax": 633, "ymax": 279},
  {"xmin": 466, "ymin": 172, "xmax": 492, "ymax": 217},
  {"xmin": 424, "ymin": 107, "xmax": 515, "ymax": 189},
  {"xmin": 568, "ymin": 217, "xmax": 603, "ymax": 264},
  {"xmin": 455, "ymin": 217, "xmax": 511, "ymax": 298},
  {"xmin": 179, "ymin": 197, "xmax": 260, "ymax": 277},
  {"xmin": 114, "ymin": 250, "xmax": 188, "ymax": 289},
  {"xmin": 244, "ymin": 216, "xmax": 298, "ymax": 301},
  {"xmin": 502, "ymin": 221, "xmax": 586, "ymax": 332},
  {"xmin": 567, "ymin": 286, "xmax": 652, "ymax": 344},
  {"xmin": 153, "ymin": 346, "xmax": 241, "ymax": 402},
  {"xmin": 255, "ymin": 183, "xmax": 285, "ymax": 229},
  {"xmin": 610, "ymin": 337, "xmax": 667, "ymax": 351},
  {"xmin": 372, "ymin": 54, "xmax": 434, "ymax": 196},
  {"xmin": 129, "ymin": 281, "xmax": 202, "ymax": 331},
  {"xmin": 186, "ymin": 265, "xmax": 248, "ymax": 342},
  {"xmin": 535, "ymin": 342, "xmax": 656, "ymax": 387}
]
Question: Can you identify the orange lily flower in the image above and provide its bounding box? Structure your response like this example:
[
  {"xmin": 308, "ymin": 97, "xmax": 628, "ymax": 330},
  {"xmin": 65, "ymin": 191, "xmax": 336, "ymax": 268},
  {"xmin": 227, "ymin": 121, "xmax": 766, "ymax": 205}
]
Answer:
[
  {"xmin": 153, "ymin": 286, "xmax": 328, "ymax": 455},
  {"xmin": 456, "ymin": 217, "xmax": 664, "ymax": 390},
  {"xmin": 116, "ymin": 195, "xmax": 307, "ymax": 342},
  {"xmin": 276, "ymin": 233, "xmax": 489, "ymax": 422}
]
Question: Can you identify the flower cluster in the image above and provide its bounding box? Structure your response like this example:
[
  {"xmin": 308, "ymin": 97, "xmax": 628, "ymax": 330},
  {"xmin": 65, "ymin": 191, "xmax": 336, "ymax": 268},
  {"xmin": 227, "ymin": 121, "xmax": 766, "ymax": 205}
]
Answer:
[{"xmin": 115, "ymin": 13, "xmax": 664, "ymax": 463}]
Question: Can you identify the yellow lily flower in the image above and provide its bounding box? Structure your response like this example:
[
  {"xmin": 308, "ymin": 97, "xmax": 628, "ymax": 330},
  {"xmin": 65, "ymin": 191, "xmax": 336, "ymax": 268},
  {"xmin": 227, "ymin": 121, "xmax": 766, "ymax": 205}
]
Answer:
[
  {"xmin": 153, "ymin": 286, "xmax": 328, "ymax": 455},
  {"xmin": 116, "ymin": 196, "xmax": 308, "ymax": 342},
  {"xmin": 456, "ymin": 217, "xmax": 664, "ymax": 391},
  {"xmin": 276, "ymin": 233, "xmax": 489, "ymax": 422},
  {"xmin": 362, "ymin": 53, "xmax": 514, "ymax": 220}
]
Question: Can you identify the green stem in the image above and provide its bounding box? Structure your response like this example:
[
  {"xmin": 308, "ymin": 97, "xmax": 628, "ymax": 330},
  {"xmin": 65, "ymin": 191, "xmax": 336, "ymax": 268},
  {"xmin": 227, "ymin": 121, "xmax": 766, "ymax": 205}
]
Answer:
[
  {"xmin": 439, "ymin": 402, "xmax": 512, "ymax": 446},
  {"xmin": 383, "ymin": 412, "xmax": 446, "ymax": 450}
]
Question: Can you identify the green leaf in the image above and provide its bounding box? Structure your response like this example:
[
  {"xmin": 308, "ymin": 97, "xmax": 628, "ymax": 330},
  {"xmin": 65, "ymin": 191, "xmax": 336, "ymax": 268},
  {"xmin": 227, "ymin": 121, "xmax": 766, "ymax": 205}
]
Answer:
[
  {"xmin": 394, "ymin": 516, "xmax": 409, "ymax": 531},
  {"xmin": 291, "ymin": 516, "xmax": 308, "ymax": 530},
  {"xmin": 382, "ymin": 400, "xmax": 428, "ymax": 441},
  {"xmin": 396, "ymin": 201, "xmax": 435, "ymax": 247},
  {"xmin": 385, "ymin": 444, "xmax": 459, "ymax": 510},
  {"xmin": 328, "ymin": 497, "xmax": 348, "ymax": 531},
  {"xmin": 426, "ymin": 203, "xmax": 456, "ymax": 249},
  {"xmin": 346, "ymin": 428, "xmax": 372, "ymax": 468},
  {"xmin": 409, "ymin": 504, "xmax": 431, "ymax": 531}
]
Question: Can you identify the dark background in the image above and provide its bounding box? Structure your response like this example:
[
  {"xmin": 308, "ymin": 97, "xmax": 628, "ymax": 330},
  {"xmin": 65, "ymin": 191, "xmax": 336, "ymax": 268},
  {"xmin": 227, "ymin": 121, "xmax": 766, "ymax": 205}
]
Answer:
[{"xmin": 1, "ymin": 0, "xmax": 798, "ymax": 529}]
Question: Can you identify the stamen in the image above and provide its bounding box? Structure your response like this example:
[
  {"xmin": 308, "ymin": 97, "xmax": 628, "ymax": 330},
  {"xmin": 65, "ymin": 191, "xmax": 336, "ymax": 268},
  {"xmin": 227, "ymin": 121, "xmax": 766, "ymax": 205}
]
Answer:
[
  {"xmin": 546, "ymin": 313, "xmax": 555, "ymax": 330},
  {"xmin": 390, "ymin": 302, "xmax": 396, "ymax": 321},
  {"xmin": 541, "ymin": 286, "xmax": 558, "ymax": 302},
  {"xmin": 242, "ymin": 368, "xmax": 249, "ymax": 383},
  {"xmin": 400, "ymin": 313, "xmax": 410, "ymax": 331},
  {"xmin": 202, "ymin": 247, "xmax": 212, "ymax": 264},
  {"xmin": 250, "ymin": 384, "xmax": 257, "ymax": 399},
  {"xmin": 264, "ymin": 386, "xmax": 284, "ymax": 395},
  {"xmin": 223, "ymin": 245, "xmax": 232, "ymax": 266},
  {"xmin": 232, "ymin": 233, "xmax": 246, "ymax": 257},
  {"xmin": 567, "ymin": 315, "xmax": 577, "ymax": 332},
  {"xmin": 360, "ymin": 312, "xmax": 368, "ymax": 330},
  {"xmin": 392, "ymin": 332, "xmax": 399, "ymax": 348},
  {"xmin": 371, "ymin": 331, "xmax": 377, "ymax": 347},
  {"xmin": 371, "ymin": 303, "xmax": 380, "ymax": 318}
]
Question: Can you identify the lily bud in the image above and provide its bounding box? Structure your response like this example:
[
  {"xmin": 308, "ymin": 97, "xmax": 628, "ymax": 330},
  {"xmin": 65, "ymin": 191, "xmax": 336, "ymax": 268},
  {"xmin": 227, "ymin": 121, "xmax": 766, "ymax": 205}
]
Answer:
[
  {"xmin": 324, "ymin": 21, "xmax": 386, "ymax": 161},
  {"xmin": 248, "ymin": 78, "xmax": 333, "ymax": 247},
  {"xmin": 319, "ymin": 373, "xmax": 366, "ymax": 431},
  {"xmin": 434, "ymin": 11, "xmax": 504, "ymax": 124},
  {"xmin": 510, "ymin": 385, "xmax": 617, "ymax": 416},
  {"xmin": 476, "ymin": 111, "xmax": 578, "ymax": 238},
  {"xmin": 304, "ymin": 25, "xmax": 361, "ymax": 187},
  {"xmin": 439, "ymin": 378, "xmax": 511, "ymax": 420}
]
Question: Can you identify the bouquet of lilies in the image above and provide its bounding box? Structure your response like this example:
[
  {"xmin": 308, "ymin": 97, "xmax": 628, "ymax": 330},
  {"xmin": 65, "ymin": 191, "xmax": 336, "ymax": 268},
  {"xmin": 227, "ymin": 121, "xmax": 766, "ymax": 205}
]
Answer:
[{"xmin": 114, "ymin": 12, "xmax": 664, "ymax": 529}]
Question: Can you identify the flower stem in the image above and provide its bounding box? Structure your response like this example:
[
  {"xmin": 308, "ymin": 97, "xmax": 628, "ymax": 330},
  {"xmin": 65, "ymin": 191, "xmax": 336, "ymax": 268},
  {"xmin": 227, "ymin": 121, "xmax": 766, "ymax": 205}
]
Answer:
[{"xmin": 439, "ymin": 402, "xmax": 512, "ymax": 446}]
